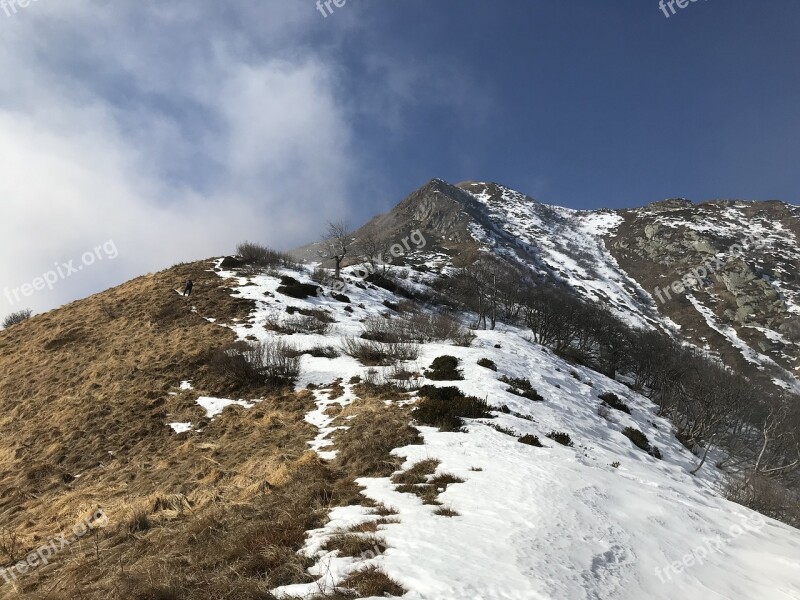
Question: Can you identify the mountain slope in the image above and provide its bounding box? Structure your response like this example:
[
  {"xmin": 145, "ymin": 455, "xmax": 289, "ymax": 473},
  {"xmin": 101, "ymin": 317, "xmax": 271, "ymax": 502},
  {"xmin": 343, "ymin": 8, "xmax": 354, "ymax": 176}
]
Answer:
[
  {"xmin": 322, "ymin": 179, "xmax": 800, "ymax": 394},
  {"xmin": 1, "ymin": 179, "xmax": 799, "ymax": 599},
  {"xmin": 217, "ymin": 262, "xmax": 800, "ymax": 599}
]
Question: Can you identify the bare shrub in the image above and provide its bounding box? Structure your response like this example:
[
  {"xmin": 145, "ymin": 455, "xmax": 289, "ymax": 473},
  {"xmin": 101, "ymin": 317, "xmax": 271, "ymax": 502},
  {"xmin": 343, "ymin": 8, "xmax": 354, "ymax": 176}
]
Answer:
[
  {"xmin": 264, "ymin": 310, "xmax": 332, "ymax": 335},
  {"xmin": 2, "ymin": 309, "xmax": 32, "ymax": 329},
  {"xmin": 299, "ymin": 346, "xmax": 341, "ymax": 359},
  {"xmin": 361, "ymin": 315, "xmax": 414, "ymax": 343},
  {"xmin": 340, "ymin": 337, "xmax": 419, "ymax": 366},
  {"xmin": 361, "ymin": 310, "xmax": 474, "ymax": 346},
  {"xmin": 434, "ymin": 506, "xmax": 460, "ymax": 517},
  {"xmin": 724, "ymin": 473, "xmax": 800, "ymax": 527},
  {"xmin": 404, "ymin": 311, "xmax": 469, "ymax": 343},
  {"xmin": 452, "ymin": 328, "xmax": 477, "ymax": 347},
  {"xmin": 310, "ymin": 266, "xmax": 331, "ymax": 284},
  {"xmin": 210, "ymin": 339, "xmax": 300, "ymax": 389},
  {"xmin": 0, "ymin": 528, "xmax": 21, "ymax": 562},
  {"xmin": 385, "ymin": 363, "xmax": 423, "ymax": 391},
  {"xmin": 286, "ymin": 306, "xmax": 336, "ymax": 323},
  {"xmin": 236, "ymin": 241, "xmax": 299, "ymax": 269}
]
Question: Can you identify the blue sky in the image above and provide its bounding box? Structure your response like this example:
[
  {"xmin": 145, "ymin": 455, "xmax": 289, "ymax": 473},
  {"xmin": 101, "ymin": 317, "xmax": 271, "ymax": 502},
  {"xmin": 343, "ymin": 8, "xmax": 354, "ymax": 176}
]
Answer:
[{"xmin": 1, "ymin": 0, "xmax": 798, "ymax": 315}]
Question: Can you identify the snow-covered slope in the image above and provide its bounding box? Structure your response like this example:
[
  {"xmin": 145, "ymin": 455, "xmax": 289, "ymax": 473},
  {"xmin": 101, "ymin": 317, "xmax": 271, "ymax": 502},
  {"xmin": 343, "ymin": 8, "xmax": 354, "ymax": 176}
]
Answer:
[
  {"xmin": 197, "ymin": 262, "xmax": 800, "ymax": 600},
  {"xmin": 454, "ymin": 181, "xmax": 800, "ymax": 394},
  {"xmin": 458, "ymin": 182, "xmax": 665, "ymax": 331}
]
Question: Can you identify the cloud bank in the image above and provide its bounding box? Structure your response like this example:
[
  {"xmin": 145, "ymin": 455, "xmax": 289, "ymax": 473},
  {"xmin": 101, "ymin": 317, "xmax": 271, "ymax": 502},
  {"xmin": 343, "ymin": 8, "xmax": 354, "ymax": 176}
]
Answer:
[{"xmin": 0, "ymin": 1, "xmax": 363, "ymax": 314}]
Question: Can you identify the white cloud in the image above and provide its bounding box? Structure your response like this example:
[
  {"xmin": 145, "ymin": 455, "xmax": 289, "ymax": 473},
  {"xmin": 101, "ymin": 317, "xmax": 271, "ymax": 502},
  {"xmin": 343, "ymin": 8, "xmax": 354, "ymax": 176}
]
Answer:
[{"xmin": 0, "ymin": 1, "xmax": 362, "ymax": 315}]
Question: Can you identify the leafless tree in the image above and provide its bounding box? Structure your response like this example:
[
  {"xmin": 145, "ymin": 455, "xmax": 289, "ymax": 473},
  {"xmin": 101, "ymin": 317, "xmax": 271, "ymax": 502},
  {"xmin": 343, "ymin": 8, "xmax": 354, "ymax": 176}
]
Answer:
[
  {"xmin": 357, "ymin": 230, "xmax": 393, "ymax": 277},
  {"xmin": 319, "ymin": 221, "xmax": 352, "ymax": 279},
  {"xmin": 751, "ymin": 399, "xmax": 800, "ymax": 481}
]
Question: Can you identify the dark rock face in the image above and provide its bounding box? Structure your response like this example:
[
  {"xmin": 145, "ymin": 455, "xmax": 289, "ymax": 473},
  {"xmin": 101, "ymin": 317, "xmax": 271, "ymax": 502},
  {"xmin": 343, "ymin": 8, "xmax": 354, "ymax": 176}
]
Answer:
[{"xmin": 610, "ymin": 199, "xmax": 800, "ymax": 379}]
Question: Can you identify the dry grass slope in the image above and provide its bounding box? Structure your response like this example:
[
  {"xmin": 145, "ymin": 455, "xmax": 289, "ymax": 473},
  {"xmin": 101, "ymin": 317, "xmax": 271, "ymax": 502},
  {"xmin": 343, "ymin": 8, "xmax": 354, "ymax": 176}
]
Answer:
[{"xmin": 0, "ymin": 260, "xmax": 409, "ymax": 599}]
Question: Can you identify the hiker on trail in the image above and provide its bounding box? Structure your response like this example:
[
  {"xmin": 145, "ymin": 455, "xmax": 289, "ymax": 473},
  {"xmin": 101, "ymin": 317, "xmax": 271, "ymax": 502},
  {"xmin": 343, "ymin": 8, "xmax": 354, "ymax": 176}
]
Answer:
[{"xmin": 183, "ymin": 279, "xmax": 193, "ymax": 297}]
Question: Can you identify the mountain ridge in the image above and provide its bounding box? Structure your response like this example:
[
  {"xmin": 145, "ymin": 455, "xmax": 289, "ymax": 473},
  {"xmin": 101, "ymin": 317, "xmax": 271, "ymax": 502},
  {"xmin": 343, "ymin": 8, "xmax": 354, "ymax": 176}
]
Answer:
[
  {"xmin": 297, "ymin": 178, "xmax": 799, "ymax": 394},
  {"xmin": 0, "ymin": 180, "xmax": 799, "ymax": 599}
]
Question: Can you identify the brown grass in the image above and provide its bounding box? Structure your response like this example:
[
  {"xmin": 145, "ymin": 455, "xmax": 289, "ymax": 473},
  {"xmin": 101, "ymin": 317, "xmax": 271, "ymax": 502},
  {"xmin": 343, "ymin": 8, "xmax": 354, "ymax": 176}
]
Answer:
[
  {"xmin": 390, "ymin": 459, "xmax": 440, "ymax": 485},
  {"xmin": 0, "ymin": 260, "xmax": 415, "ymax": 599},
  {"xmin": 331, "ymin": 395, "xmax": 422, "ymax": 479},
  {"xmin": 371, "ymin": 503, "xmax": 399, "ymax": 517},
  {"xmin": 433, "ymin": 506, "xmax": 460, "ymax": 518},
  {"xmin": 390, "ymin": 461, "xmax": 464, "ymax": 508},
  {"xmin": 338, "ymin": 566, "xmax": 405, "ymax": 597},
  {"xmin": 322, "ymin": 534, "xmax": 386, "ymax": 558}
]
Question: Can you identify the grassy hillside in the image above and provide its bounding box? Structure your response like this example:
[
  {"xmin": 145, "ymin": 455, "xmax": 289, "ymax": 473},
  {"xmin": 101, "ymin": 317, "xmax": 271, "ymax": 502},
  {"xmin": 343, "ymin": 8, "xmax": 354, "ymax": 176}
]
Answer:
[{"xmin": 0, "ymin": 260, "xmax": 414, "ymax": 599}]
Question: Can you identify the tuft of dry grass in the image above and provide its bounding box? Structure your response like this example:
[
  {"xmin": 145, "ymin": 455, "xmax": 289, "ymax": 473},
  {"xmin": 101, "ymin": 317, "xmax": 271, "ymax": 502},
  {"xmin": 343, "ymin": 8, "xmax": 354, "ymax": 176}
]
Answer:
[
  {"xmin": 338, "ymin": 566, "xmax": 406, "ymax": 598},
  {"xmin": 395, "ymin": 483, "xmax": 442, "ymax": 506},
  {"xmin": 391, "ymin": 461, "xmax": 464, "ymax": 507},
  {"xmin": 434, "ymin": 506, "xmax": 460, "ymax": 518},
  {"xmin": 322, "ymin": 534, "xmax": 387, "ymax": 558},
  {"xmin": 429, "ymin": 472, "xmax": 465, "ymax": 489},
  {"xmin": 390, "ymin": 459, "xmax": 440, "ymax": 485},
  {"xmin": 372, "ymin": 503, "xmax": 399, "ymax": 517}
]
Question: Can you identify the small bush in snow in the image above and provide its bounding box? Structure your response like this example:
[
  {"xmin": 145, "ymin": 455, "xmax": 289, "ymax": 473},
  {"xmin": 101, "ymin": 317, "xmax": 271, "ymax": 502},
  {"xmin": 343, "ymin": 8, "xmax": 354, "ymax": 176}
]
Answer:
[
  {"xmin": 434, "ymin": 506, "xmax": 460, "ymax": 517},
  {"xmin": 600, "ymin": 392, "xmax": 631, "ymax": 414},
  {"xmin": 310, "ymin": 266, "xmax": 330, "ymax": 284},
  {"xmin": 499, "ymin": 375, "xmax": 544, "ymax": 402},
  {"xmin": 287, "ymin": 345, "xmax": 340, "ymax": 359},
  {"xmin": 362, "ymin": 315, "xmax": 415, "ymax": 343},
  {"xmin": 477, "ymin": 358, "xmax": 498, "ymax": 371},
  {"xmin": 414, "ymin": 387, "xmax": 492, "ymax": 432},
  {"xmin": 338, "ymin": 566, "xmax": 406, "ymax": 598},
  {"xmin": 621, "ymin": 427, "xmax": 661, "ymax": 459},
  {"xmin": 452, "ymin": 329, "xmax": 477, "ymax": 347},
  {"xmin": 406, "ymin": 311, "xmax": 467, "ymax": 342},
  {"xmin": 426, "ymin": 355, "xmax": 464, "ymax": 381},
  {"xmin": 518, "ymin": 434, "xmax": 543, "ymax": 447},
  {"xmin": 491, "ymin": 424, "xmax": 518, "ymax": 437},
  {"xmin": 264, "ymin": 311, "xmax": 332, "ymax": 335},
  {"xmin": 546, "ymin": 431, "xmax": 574, "ymax": 447},
  {"xmin": 417, "ymin": 385, "xmax": 464, "ymax": 402},
  {"xmin": 724, "ymin": 472, "xmax": 800, "ymax": 527},
  {"xmin": 2, "ymin": 309, "xmax": 32, "ymax": 329},
  {"xmin": 362, "ymin": 309, "xmax": 474, "ymax": 346},
  {"xmin": 621, "ymin": 427, "xmax": 650, "ymax": 451},
  {"xmin": 276, "ymin": 275, "xmax": 321, "ymax": 299},
  {"xmin": 340, "ymin": 337, "xmax": 419, "ymax": 366}
]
